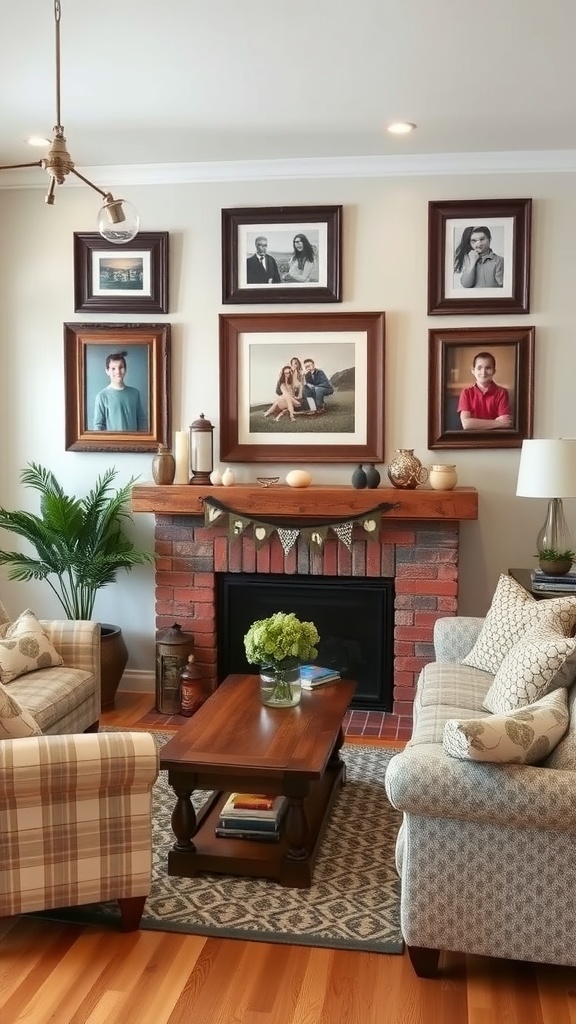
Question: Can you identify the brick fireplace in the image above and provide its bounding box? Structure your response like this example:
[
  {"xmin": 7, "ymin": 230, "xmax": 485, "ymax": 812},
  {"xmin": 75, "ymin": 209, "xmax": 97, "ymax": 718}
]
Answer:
[{"xmin": 132, "ymin": 483, "xmax": 478, "ymax": 726}]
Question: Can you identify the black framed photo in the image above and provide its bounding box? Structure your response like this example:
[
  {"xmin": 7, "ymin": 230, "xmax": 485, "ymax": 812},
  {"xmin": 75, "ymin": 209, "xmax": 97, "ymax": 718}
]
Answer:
[
  {"xmin": 221, "ymin": 205, "xmax": 342, "ymax": 304},
  {"xmin": 428, "ymin": 326, "xmax": 535, "ymax": 449},
  {"xmin": 64, "ymin": 322, "xmax": 171, "ymax": 452},
  {"xmin": 427, "ymin": 199, "xmax": 532, "ymax": 314},
  {"xmin": 73, "ymin": 232, "xmax": 169, "ymax": 313},
  {"xmin": 219, "ymin": 311, "xmax": 384, "ymax": 463}
]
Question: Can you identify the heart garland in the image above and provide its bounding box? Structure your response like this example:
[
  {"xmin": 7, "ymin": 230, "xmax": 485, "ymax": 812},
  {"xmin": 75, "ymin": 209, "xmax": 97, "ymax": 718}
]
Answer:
[{"xmin": 202, "ymin": 497, "xmax": 399, "ymax": 552}]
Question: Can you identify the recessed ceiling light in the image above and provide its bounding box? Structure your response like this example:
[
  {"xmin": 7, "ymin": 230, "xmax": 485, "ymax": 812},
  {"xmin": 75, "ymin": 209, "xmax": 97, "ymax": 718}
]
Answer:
[
  {"xmin": 25, "ymin": 135, "xmax": 50, "ymax": 147},
  {"xmin": 387, "ymin": 122, "xmax": 417, "ymax": 135}
]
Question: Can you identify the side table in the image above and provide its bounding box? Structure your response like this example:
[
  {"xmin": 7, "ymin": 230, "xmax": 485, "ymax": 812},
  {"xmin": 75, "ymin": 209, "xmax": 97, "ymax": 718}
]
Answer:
[{"xmin": 508, "ymin": 567, "xmax": 576, "ymax": 600}]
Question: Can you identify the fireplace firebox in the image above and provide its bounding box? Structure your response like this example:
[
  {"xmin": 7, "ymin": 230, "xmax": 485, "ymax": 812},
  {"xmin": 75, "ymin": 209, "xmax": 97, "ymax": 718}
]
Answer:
[{"xmin": 217, "ymin": 573, "xmax": 394, "ymax": 711}]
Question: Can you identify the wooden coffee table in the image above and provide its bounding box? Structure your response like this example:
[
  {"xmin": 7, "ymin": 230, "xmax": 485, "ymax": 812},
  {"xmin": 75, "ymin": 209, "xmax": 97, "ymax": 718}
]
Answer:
[{"xmin": 159, "ymin": 673, "xmax": 356, "ymax": 888}]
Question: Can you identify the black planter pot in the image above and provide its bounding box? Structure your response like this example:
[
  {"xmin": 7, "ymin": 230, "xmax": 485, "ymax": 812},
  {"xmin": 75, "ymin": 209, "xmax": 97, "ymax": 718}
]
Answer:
[{"xmin": 100, "ymin": 623, "xmax": 129, "ymax": 708}]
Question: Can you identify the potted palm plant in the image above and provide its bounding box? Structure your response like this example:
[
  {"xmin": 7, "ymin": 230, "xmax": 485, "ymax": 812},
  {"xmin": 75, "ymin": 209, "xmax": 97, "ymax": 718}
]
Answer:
[{"xmin": 0, "ymin": 463, "xmax": 154, "ymax": 706}]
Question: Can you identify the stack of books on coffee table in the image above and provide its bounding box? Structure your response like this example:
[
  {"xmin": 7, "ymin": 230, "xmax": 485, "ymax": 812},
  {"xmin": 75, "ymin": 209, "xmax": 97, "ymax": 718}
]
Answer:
[
  {"xmin": 300, "ymin": 664, "xmax": 341, "ymax": 689},
  {"xmin": 215, "ymin": 792, "xmax": 288, "ymax": 842},
  {"xmin": 531, "ymin": 569, "xmax": 576, "ymax": 592}
]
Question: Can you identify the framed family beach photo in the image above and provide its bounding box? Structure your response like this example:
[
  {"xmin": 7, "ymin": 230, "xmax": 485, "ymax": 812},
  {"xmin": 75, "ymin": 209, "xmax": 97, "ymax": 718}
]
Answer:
[
  {"xmin": 428, "ymin": 325, "xmax": 535, "ymax": 450},
  {"xmin": 64, "ymin": 322, "xmax": 171, "ymax": 452},
  {"xmin": 218, "ymin": 311, "xmax": 385, "ymax": 463},
  {"xmin": 221, "ymin": 206, "xmax": 342, "ymax": 304},
  {"xmin": 73, "ymin": 232, "xmax": 169, "ymax": 313},
  {"xmin": 427, "ymin": 198, "xmax": 532, "ymax": 314}
]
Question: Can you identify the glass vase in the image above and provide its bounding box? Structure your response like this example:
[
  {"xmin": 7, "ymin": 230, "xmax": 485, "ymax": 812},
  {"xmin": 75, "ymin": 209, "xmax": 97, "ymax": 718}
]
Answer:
[{"xmin": 259, "ymin": 665, "xmax": 301, "ymax": 707}]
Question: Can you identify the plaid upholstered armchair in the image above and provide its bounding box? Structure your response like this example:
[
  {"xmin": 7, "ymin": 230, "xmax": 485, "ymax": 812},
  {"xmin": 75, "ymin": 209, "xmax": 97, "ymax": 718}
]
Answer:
[{"xmin": 0, "ymin": 601, "xmax": 159, "ymax": 930}]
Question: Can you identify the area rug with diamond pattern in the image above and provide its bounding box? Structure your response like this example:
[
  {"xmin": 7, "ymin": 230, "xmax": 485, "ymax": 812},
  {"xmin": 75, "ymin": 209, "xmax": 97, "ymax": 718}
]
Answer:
[{"xmin": 37, "ymin": 738, "xmax": 404, "ymax": 954}]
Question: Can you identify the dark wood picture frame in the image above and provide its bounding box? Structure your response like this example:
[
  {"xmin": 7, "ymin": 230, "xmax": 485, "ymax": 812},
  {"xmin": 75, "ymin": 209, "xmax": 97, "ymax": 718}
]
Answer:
[
  {"xmin": 427, "ymin": 198, "xmax": 532, "ymax": 314},
  {"xmin": 64, "ymin": 322, "xmax": 171, "ymax": 452},
  {"xmin": 221, "ymin": 205, "xmax": 342, "ymax": 304},
  {"xmin": 73, "ymin": 231, "xmax": 169, "ymax": 313},
  {"xmin": 219, "ymin": 311, "xmax": 384, "ymax": 463},
  {"xmin": 428, "ymin": 326, "xmax": 534, "ymax": 449}
]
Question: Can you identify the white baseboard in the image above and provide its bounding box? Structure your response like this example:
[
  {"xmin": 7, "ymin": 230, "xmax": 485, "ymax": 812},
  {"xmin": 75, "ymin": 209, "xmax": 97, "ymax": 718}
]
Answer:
[{"xmin": 118, "ymin": 668, "xmax": 155, "ymax": 693}]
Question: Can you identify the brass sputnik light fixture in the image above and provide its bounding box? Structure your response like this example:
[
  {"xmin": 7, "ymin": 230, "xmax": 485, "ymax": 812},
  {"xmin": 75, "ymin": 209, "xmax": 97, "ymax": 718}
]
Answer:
[{"xmin": 0, "ymin": 0, "xmax": 139, "ymax": 243}]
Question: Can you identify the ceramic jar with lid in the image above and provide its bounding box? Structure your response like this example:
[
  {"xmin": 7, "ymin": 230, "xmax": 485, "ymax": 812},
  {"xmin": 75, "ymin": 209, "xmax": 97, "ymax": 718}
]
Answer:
[
  {"xmin": 387, "ymin": 449, "xmax": 429, "ymax": 489},
  {"xmin": 429, "ymin": 464, "xmax": 458, "ymax": 491}
]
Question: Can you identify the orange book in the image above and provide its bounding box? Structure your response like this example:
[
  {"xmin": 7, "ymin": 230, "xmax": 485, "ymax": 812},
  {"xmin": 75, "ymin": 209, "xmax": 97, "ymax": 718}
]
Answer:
[{"xmin": 231, "ymin": 793, "xmax": 274, "ymax": 810}]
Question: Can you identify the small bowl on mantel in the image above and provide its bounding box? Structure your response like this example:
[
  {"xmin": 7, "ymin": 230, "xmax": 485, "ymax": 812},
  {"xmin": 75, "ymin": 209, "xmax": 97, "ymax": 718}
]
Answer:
[{"xmin": 256, "ymin": 476, "xmax": 280, "ymax": 488}]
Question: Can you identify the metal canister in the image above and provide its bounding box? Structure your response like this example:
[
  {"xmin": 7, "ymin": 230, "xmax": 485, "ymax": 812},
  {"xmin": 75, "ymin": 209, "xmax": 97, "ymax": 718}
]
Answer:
[{"xmin": 155, "ymin": 623, "xmax": 195, "ymax": 714}]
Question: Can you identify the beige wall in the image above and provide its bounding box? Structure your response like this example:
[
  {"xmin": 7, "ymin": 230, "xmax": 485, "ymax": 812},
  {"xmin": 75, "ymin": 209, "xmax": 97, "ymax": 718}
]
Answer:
[{"xmin": 0, "ymin": 169, "xmax": 573, "ymax": 674}]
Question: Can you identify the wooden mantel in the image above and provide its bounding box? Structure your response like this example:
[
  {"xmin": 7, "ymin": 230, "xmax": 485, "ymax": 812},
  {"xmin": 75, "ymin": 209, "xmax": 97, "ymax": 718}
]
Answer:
[{"xmin": 131, "ymin": 484, "xmax": 478, "ymax": 521}]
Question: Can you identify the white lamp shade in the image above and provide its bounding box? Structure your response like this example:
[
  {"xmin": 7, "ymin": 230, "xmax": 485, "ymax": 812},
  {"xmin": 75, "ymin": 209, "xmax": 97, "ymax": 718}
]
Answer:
[{"xmin": 516, "ymin": 439, "xmax": 576, "ymax": 498}]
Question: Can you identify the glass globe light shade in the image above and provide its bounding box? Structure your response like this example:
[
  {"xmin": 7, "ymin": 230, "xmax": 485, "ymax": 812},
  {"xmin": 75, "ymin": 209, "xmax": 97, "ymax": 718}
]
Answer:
[{"xmin": 97, "ymin": 197, "xmax": 140, "ymax": 244}]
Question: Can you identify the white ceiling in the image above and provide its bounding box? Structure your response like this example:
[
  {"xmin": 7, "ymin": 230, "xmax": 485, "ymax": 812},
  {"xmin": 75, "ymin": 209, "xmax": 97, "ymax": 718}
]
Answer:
[{"xmin": 1, "ymin": 0, "xmax": 576, "ymax": 181}]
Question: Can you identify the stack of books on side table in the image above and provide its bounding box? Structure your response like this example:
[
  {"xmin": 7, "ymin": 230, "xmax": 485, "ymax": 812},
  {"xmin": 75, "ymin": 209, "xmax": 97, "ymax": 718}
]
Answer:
[
  {"xmin": 215, "ymin": 793, "xmax": 288, "ymax": 842},
  {"xmin": 531, "ymin": 569, "xmax": 576, "ymax": 592},
  {"xmin": 300, "ymin": 665, "xmax": 341, "ymax": 690}
]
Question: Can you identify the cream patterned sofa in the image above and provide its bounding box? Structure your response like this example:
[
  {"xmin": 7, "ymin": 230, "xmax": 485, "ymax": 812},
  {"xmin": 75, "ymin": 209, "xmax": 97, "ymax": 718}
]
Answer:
[
  {"xmin": 385, "ymin": 574, "xmax": 576, "ymax": 977},
  {"xmin": 0, "ymin": 602, "xmax": 159, "ymax": 929}
]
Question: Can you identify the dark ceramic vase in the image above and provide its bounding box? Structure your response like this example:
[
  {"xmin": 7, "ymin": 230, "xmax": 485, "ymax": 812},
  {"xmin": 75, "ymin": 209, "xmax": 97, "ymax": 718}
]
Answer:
[
  {"xmin": 351, "ymin": 464, "xmax": 367, "ymax": 489},
  {"xmin": 365, "ymin": 464, "xmax": 381, "ymax": 489}
]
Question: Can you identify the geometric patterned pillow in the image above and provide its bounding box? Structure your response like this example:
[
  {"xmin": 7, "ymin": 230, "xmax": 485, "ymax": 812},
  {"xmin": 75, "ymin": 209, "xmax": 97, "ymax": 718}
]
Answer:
[
  {"xmin": 462, "ymin": 573, "xmax": 576, "ymax": 676},
  {"xmin": 0, "ymin": 680, "xmax": 42, "ymax": 738},
  {"xmin": 482, "ymin": 624, "xmax": 576, "ymax": 714},
  {"xmin": 443, "ymin": 688, "xmax": 569, "ymax": 764},
  {"xmin": 0, "ymin": 608, "xmax": 63, "ymax": 685}
]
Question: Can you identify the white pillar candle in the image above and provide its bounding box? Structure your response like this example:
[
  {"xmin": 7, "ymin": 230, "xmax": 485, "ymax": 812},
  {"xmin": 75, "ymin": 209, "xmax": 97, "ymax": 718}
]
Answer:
[{"xmin": 174, "ymin": 431, "xmax": 190, "ymax": 484}]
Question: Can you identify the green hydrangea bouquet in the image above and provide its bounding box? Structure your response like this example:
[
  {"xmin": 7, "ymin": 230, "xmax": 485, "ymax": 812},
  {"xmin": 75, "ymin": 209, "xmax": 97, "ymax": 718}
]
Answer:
[{"xmin": 244, "ymin": 611, "xmax": 319, "ymax": 706}]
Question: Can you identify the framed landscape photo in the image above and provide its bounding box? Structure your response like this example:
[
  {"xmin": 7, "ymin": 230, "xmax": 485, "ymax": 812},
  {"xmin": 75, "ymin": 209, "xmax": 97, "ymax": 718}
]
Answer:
[
  {"xmin": 427, "ymin": 198, "xmax": 532, "ymax": 314},
  {"xmin": 221, "ymin": 206, "xmax": 342, "ymax": 304},
  {"xmin": 218, "ymin": 311, "xmax": 384, "ymax": 463},
  {"xmin": 64, "ymin": 322, "xmax": 171, "ymax": 452},
  {"xmin": 73, "ymin": 232, "xmax": 169, "ymax": 313},
  {"xmin": 428, "ymin": 325, "xmax": 535, "ymax": 449}
]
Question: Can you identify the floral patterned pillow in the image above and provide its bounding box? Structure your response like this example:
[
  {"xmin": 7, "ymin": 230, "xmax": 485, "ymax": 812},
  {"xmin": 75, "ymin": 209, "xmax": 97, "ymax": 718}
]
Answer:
[
  {"xmin": 0, "ymin": 681, "xmax": 42, "ymax": 738},
  {"xmin": 443, "ymin": 689, "xmax": 569, "ymax": 764},
  {"xmin": 0, "ymin": 609, "xmax": 63, "ymax": 685},
  {"xmin": 462, "ymin": 573, "xmax": 576, "ymax": 676},
  {"xmin": 482, "ymin": 623, "xmax": 576, "ymax": 714}
]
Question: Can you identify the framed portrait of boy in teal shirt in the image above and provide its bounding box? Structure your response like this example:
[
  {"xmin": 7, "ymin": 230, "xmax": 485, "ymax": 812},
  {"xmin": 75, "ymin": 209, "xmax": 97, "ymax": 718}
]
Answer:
[{"xmin": 64, "ymin": 322, "xmax": 171, "ymax": 452}]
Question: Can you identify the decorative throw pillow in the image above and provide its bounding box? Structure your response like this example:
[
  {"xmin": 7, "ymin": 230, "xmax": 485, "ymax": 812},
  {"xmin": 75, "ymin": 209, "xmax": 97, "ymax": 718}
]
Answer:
[
  {"xmin": 443, "ymin": 689, "xmax": 569, "ymax": 764},
  {"xmin": 0, "ymin": 609, "xmax": 63, "ymax": 685},
  {"xmin": 482, "ymin": 623, "xmax": 576, "ymax": 714},
  {"xmin": 462, "ymin": 573, "xmax": 576, "ymax": 676},
  {"xmin": 0, "ymin": 680, "xmax": 42, "ymax": 738}
]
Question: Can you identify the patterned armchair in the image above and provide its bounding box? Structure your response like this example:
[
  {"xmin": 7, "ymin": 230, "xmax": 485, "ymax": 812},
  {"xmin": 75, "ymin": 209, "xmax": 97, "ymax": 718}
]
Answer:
[
  {"xmin": 385, "ymin": 614, "xmax": 576, "ymax": 976},
  {"xmin": 0, "ymin": 730, "xmax": 159, "ymax": 929}
]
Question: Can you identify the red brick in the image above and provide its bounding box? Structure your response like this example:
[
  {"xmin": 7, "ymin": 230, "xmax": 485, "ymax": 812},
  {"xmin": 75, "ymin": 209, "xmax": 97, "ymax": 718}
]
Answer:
[
  {"xmin": 380, "ymin": 528, "xmax": 416, "ymax": 546},
  {"xmin": 155, "ymin": 540, "xmax": 173, "ymax": 556},
  {"xmin": 396, "ymin": 579, "xmax": 458, "ymax": 596},
  {"xmin": 393, "ymin": 686, "xmax": 417, "ymax": 702},
  {"xmin": 155, "ymin": 586, "xmax": 174, "ymax": 602},
  {"xmin": 394, "ymin": 610, "xmax": 414, "ymax": 626},
  {"xmin": 437, "ymin": 597, "xmax": 458, "ymax": 611},
  {"xmin": 227, "ymin": 538, "xmax": 243, "ymax": 572},
  {"xmin": 365, "ymin": 540, "xmax": 381, "ymax": 577},
  {"xmin": 396, "ymin": 564, "xmax": 440, "ymax": 580},
  {"xmin": 214, "ymin": 536, "xmax": 229, "ymax": 572},
  {"xmin": 173, "ymin": 587, "xmax": 212, "ymax": 605},
  {"xmin": 394, "ymin": 641, "xmax": 414, "ymax": 656},
  {"xmin": 256, "ymin": 545, "xmax": 271, "ymax": 573},
  {"xmin": 156, "ymin": 571, "xmax": 198, "ymax": 588},
  {"xmin": 393, "ymin": 670, "xmax": 416, "ymax": 687},
  {"xmin": 284, "ymin": 545, "xmax": 298, "ymax": 574},
  {"xmin": 270, "ymin": 537, "xmax": 285, "ymax": 573},
  {"xmin": 392, "ymin": 700, "xmax": 416, "ymax": 718},
  {"xmin": 414, "ymin": 610, "xmax": 446, "ymax": 628},
  {"xmin": 394, "ymin": 656, "xmax": 428, "ymax": 673},
  {"xmin": 242, "ymin": 535, "xmax": 256, "ymax": 573},
  {"xmin": 322, "ymin": 539, "xmax": 338, "ymax": 576},
  {"xmin": 438, "ymin": 564, "xmax": 458, "ymax": 580},
  {"xmin": 154, "ymin": 557, "xmax": 173, "ymax": 571},
  {"xmin": 395, "ymin": 625, "xmax": 435, "ymax": 641},
  {"xmin": 338, "ymin": 543, "xmax": 352, "ymax": 576}
]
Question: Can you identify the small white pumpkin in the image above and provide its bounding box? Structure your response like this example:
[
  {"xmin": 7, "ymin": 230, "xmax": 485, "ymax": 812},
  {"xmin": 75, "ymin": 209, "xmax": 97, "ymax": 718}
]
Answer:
[{"xmin": 286, "ymin": 470, "xmax": 312, "ymax": 488}]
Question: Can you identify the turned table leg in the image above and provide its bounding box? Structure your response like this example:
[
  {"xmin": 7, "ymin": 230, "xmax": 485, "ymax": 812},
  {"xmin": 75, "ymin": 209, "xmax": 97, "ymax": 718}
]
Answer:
[{"xmin": 169, "ymin": 779, "xmax": 197, "ymax": 852}]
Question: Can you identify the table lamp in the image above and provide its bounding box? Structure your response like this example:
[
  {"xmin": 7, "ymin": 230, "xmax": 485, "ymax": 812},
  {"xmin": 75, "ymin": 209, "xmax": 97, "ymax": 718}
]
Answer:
[{"xmin": 516, "ymin": 438, "xmax": 576, "ymax": 556}]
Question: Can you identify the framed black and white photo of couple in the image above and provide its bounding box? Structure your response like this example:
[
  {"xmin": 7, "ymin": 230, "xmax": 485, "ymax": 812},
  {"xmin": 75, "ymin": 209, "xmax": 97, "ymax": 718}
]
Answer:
[
  {"xmin": 221, "ymin": 206, "xmax": 342, "ymax": 304},
  {"xmin": 428, "ymin": 325, "xmax": 535, "ymax": 450},
  {"xmin": 218, "ymin": 311, "xmax": 384, "ymax": 463},
  {"xmin": 427, "ymin": 198, "xmax": 532, "ymax": 315},
  {"xmin": 73, "ymin": 232, "xmax": 169, "ymax": 313},
  {"xmin": 64, "ymin": 322, "xmax": 171, "ymax": 452}
]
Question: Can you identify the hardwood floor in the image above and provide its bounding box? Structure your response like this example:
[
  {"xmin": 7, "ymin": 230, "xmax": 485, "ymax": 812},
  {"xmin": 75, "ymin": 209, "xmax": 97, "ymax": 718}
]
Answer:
[{"xmin": 1, "ymin": 694, "xmax": 576, "ymax": 1024}]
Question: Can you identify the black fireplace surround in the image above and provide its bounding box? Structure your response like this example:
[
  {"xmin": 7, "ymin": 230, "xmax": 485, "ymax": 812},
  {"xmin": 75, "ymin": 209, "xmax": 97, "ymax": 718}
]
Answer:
[{"xmin": 216, "ymin": 573, "xmax": 394, "ymax": 711}]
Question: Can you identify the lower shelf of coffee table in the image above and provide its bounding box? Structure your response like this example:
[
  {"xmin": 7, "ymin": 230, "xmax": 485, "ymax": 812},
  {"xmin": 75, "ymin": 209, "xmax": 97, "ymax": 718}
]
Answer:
[{"xmin": 166, "ymin": 758, "xmax": 345, "ymax": 888}]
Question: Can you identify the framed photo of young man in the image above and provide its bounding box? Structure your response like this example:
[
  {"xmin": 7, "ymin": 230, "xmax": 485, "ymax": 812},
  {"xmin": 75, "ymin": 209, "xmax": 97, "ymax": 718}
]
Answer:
[
  {"xmin": 428, "ymin": 326, "xmax": 535, "ymax": 449},
  {"xmin": 218, "ymin": 311, "xmax": 384, "ymax": 462},
  {"xmin": 221, "ymin": 206, "xmax": 342, "ymax": 304},
  {"xmin": 427, "ymin": 198, "xmax": 532, "ymax": 314},
  {"xmin": 73, "ymin": 232, "xmax": 169, "ymax": 313},
  {"xmin": 64, "ymin": 322, "xmax": 171, "ymax": 452}
]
